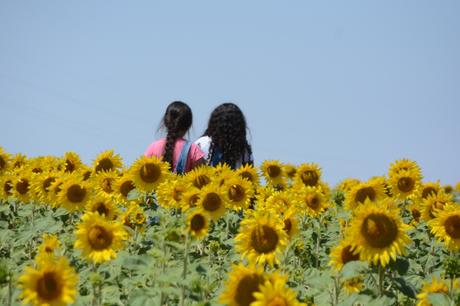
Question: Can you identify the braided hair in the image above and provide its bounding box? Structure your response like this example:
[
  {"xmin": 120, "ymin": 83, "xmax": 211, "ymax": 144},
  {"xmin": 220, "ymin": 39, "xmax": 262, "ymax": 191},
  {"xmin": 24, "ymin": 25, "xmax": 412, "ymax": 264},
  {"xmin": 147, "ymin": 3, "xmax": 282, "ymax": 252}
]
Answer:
[
  {"xmin": 203, "ymin": 103, "xmax": 253, "ymax": 169},
  {"xmin": 160, "ymin": 101, "xmax": 192, "ymax": 168}
]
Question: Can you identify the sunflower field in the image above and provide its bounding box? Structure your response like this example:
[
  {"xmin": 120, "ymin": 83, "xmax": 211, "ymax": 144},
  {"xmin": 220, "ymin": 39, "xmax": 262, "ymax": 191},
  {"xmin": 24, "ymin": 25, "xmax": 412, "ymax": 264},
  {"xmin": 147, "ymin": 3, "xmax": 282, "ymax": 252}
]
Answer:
[{"xmin": 0, "ymin": 147, "xmax": 460, "ymax": 306}]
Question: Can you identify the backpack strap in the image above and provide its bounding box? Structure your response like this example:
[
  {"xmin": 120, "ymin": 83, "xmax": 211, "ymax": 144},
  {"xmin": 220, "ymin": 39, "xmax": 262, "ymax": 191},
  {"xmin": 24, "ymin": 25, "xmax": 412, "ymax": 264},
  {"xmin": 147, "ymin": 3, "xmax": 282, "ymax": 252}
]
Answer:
[{"xmin": 175, "ymin": 141, "xmax": 192, "ymax": 174}]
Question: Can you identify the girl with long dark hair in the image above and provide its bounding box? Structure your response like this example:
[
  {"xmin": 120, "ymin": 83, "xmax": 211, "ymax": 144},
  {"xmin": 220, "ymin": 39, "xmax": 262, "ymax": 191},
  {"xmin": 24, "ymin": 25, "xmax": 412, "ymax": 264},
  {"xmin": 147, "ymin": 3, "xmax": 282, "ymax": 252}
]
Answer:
[
  {"xmin": 144, "ymin": 101, "xmax": 205, "ymax": 173},
  {"xmin": 195, "ymin": 103, "xmax": 253, "ymax": 169}
]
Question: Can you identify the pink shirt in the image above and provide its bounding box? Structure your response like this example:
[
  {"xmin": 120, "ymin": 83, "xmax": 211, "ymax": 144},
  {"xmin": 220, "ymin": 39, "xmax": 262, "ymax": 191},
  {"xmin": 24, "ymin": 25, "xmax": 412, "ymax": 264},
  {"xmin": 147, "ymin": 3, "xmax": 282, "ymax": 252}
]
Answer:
[{"xmin": 144, "ymin": 138, "xmax": 205, "ymax": 172}]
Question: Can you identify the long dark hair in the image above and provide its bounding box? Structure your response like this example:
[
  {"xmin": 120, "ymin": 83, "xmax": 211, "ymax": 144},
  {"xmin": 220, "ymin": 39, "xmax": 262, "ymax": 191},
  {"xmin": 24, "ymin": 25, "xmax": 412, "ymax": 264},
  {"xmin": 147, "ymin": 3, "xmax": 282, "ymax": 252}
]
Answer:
[
  {"xmin": 203, "ymin": 103, "xmax": 252, "ymax": 169},
  {"xmin": 160, "ymin": 101, "xmax": 192, "ymax": 167}
]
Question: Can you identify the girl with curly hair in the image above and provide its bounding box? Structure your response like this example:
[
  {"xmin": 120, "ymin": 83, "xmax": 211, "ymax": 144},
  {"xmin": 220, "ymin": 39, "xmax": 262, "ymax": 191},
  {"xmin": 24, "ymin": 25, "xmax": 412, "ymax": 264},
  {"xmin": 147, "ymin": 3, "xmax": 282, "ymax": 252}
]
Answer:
[
  {"xmin": 195, "ymin": 103, "xmax": 253, "ymax": 169},
  {"xmin": 144, "ymin": 101, "xmax": 205, "ymax": 173}
]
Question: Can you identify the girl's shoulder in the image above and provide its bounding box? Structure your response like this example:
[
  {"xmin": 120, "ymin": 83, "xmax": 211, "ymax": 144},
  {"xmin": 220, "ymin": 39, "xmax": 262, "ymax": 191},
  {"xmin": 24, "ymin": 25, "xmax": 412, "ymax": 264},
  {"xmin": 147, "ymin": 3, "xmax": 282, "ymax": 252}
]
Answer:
[{"xmin": 194, "ymin": 136, "xmax": 211, "ymax": 146}]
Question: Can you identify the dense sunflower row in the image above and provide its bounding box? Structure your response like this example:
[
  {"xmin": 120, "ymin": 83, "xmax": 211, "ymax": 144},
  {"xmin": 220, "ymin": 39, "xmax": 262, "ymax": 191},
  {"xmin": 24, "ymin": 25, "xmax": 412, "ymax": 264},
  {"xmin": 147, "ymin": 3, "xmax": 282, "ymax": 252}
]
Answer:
[{"xmin": 0, "ymin": 147, "xmax": 459, "ymax": 306}]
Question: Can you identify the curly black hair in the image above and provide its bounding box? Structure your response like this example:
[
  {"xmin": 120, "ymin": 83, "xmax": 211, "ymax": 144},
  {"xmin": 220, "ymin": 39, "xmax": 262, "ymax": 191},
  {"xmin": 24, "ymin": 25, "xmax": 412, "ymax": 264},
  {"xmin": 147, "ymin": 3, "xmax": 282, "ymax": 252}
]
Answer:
[
  {"xmin": 160, "ymin": 101, "xmax": 192, "ymax": 167},
  {"xmin": 203, "ymin": 103, "xmax": 253, "ymax": 169}
]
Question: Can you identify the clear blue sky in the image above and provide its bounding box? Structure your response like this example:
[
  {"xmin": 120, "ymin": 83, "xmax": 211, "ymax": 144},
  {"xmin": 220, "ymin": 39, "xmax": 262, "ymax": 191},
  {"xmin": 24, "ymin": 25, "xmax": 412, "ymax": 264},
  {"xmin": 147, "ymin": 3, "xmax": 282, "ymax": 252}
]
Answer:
[{"xmin": 1, "ymin": 1, "xmax": 459, "ymax": 185}]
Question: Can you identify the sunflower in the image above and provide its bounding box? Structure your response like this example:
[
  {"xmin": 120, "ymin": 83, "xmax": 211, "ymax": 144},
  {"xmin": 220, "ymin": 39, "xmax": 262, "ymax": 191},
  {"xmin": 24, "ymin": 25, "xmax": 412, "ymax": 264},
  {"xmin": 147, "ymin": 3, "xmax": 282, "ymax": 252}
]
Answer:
[
  {"xmin": 129, "ymin": 156, "xmax": 170, "ymax": 193},
  {"xmin": 223, "ymin": 176, "xmax": 254, "ymax": 211},
  {"xmin": 416, "ymin": 277, "xmax": 450, "ymax": 306},
  {"xmin": 31, "ymin": 172, "xmax": 58, "ymax": 204},
  {"xmin": 197, "ymin": 183, "xmax": 227, "ymax": 220},
  {"xmin": 112, "ymin": 171, "xmax": 136, "ymax": 204},
  {"xmin": 91, "ymin": 169, "xmax": 119, "ymax": 197},
  {"xmin": 428, "ymin": 203, "xmax": 460, "ymax": 251},
  {"xmin": 281, "ymin": 208, "xmax": 300, "ymax": 240},
  {"xmin": 421, "ymin": 192, "xmax": 454, "ymax": 222},
  {"xmin": 456, "ymin": 181, "xmax": 460, "ymax": 193},
  {"xmin": 407, "ymin": 202, "xmax": 422, "ymax": 224},
  {"xmin": 252, "ymin": 275, "xmax": 306, "ymax": 306},
  {"xmin": 443, "ymin": 185, "xmax": 453, "ymax": 194},
  {"xmin": 388, "ymin": 168, "xmax": 421, "ymax": 200},
  {"xmin": 121, "ymin": 202, "xmax": 146, "ymax": 230},
  {"xmin": 344, "ymin": 179, "xmax": 386, "ymax": 211},
  {"xmin": 0, "ymin": 173, "xmax": 14, "ymax": 201},
  {"xmin": 283, "ymin": 164, "xmax": 297, "ymax": 181},
  {"xmin": 264, "ymin": 190, "xmax": 295, "ymax": 213},
  {"xmin": 235, "ymin": 210, "xmax": 288, "ymax": 266},
  {"xmin": 61, "ymin": 151, "xmax": 82, "ymax": 173},
  {"xmin": 11, "ymin": 169, "xmax": 34, "ymax": 203},
  {"xmin": 260, "ymin": 160, "xmax": 286, "ymax": 187},
  {"xmin": 329, "ymin": 239, "xmax": 361, "ymax": 271},
  {"xmin": 336, "ymin": 178, "xmax": 361, "ymax": 194},
  {"xmin": 220, "ymin": 264, "xmax": 266, "ymax": 306},
  {"xmin": 295, "ymin": 186, "xmax": 329, "ymax": 217},
  {"xmin": 74, "ymin": 212, "xmax": 128, "ymax": 263},
  {"xmin": 93, "ymin": 150, "xmax": 123, "ymax": 174},
  {"xmin": 186, "ymin": 209, "xmax": 209, "ymax": 239},
  {"xmin": 236, "ymin": 164, "xmax": 260, "ymax": 188},
  {"xmin": 342, "ymin": 276, "xmax": 364, "ymax": 294},
  {"xmin": 0, "ymin": 147, "xmax": 11, "ymax": 174},
  {"xmin": 36, "ymin": 234, "xmax": 62, "ymax": 264},
  {"xmin": 213, "ymin": 163, "xmax": 234, "ymax": 186},
  {"xmin": 185, "ymin": 165, "xmax": 214, "ymax": 189},
  {"xmin": 18, "ymin": 256, "xmax": 78, "ymax": 306},
  {"xmin": 156, "ymin": 176, "xmax": 191, "ymax": 209},
  {"xmin": 294, "ymin": 163, "xmax": 321, "ymax": 188},
  {"xmin": 85, "ymin": 195, "xmax": 119, "ymax": 220},
  {"xmin": 57, "ymin": 177, "xmax": 90, "ymax": 212},
  {"xmin": 181, "ymin": 187, "xmax": 202, "ymax": 210},
  {"xmin": 346, "ymin": 199, "xmax": 411, "ymax": 267},
  {"xmin": 389, "ymin": 159, "xmax": 422, "ymax": 179},
  {"xmin": 419, "ymin": 181, "xmax": 441, "ymax": 200},
  {"xmin": 11, "ymin": 153, "xmax": 28, "ymax": 169}
]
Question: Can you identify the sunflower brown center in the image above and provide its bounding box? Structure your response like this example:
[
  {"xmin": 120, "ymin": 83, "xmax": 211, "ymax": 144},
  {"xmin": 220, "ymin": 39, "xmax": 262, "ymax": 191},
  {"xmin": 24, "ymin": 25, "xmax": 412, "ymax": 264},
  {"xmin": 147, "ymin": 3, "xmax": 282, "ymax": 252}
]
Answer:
[
  {"xmin": 355, "ymin": 187, "xmax": 376, "ymax": 203},
  {"xmin": 397, "ymin": 177, "xmax": 415, "ymax": 193},
  {"xmin": 202, "ymin": 193, "xmax": 222, "ymax": 212},
  {"xmin": 267, "ymin": 165, "xmax": 281, "ymax": 178},
  {"xmin": 444, "ymin": 186, "xmax": 453, "ymax": 194},
  {"xmin": 283, "ymin": 219, "xmax": 292, "ymax": 235},
  {"xmin": 66, "ymin": 185, "xmax": 86, "ymax": 203},
  {"xmin": 87, "ymin": 225, "xmax": 113, "ymax": 250},
  {"xmin": 229, "ymin": 184, "xmax": 245, "ymax": 202},
  {"xmin": 65, "ymin": 160, "xmax": 75, "ymax": 172},
  {"xmin": 45, "ymin": 246, "xmax": 53, "ymax": 253},
  {"xmin": 95, "ymin": 158, "xmax": 114, "ymax": 173},
  {"xmin": 189, "ymin": 194, "xmax": 199, "ymax": 207},
  {"xmin": 101, "ymin": 178, "xmax": 113, "ymax": 193},
  {"xmin": 140, "ymin": 163, "xmax": 161, "ymax": 183},
  {"xmin": 193, "ymin": 175, "xmax": 210, "ymax": 189},
  {"xmin": 422, "ymin": 187, "xmax": 437, "ymax": 199},
  {"xmin": 32, "ymin": 167, "xmax": 43, "ymax": 174},
  {"xmin": 120, "ymin": 180, "xmax": 135, "ymax": 197},
  {"xmin": 190, "ymin": 214, "xmax": 206, "ymax": 232},
  {"xmin": 172, "ymin": 187, "xmax": 183, "ymax": 202},
  {"xmin": 251, "ymin": 225, "xmax": 279, "ymax": 253},
  {"xmin": 95, "ymin": 203, "xmax": 109, "ymax": 216},
  {"xmin": 0, "ymin": 156, "xmax": 5, "ymax": 170},
  {"xmin": 361, "ymin": 214, "xmax": 398, "ymax": 248},
  {"xmin": 411, "ymin": 209, "xmax": 421, "ymax": 222},
  {"xmin": 240, "ymin": 172, "xmax": 254, "ymax": 182},
  {"xmin": 43, "ymin": 177, "xmax": 56, "ymax": 192},
  {"xmin": 36, "ymin": 271, "xmax": 62, "ymax": 301},
  {"xmin": 16, "ymin": 179, "xmax": 29, "ymax": 195},
  {"xmin": 301, "ymin": 170, "xmax": 319, "ymax": 186},
  {"xmin": 341, "ymin": 245, "xmax": 360, "ymax": 264},
  {"xmin": 4, "ymin": 180, "xmax": 12, "ymax": 195},
  {"xmin": 306, "ymin": 194, "xmax": 320, "ymax": 210},
  {"xmin": 235, "ymin": 274, "xmax": 263, "ymax": 306},
  {"xmin": 444, "ymin": 215, "xmax": 460, "ymax": 239},
  {"xmin": 82, "ymin": 171, "xmax": 92, "ymax": 181}
]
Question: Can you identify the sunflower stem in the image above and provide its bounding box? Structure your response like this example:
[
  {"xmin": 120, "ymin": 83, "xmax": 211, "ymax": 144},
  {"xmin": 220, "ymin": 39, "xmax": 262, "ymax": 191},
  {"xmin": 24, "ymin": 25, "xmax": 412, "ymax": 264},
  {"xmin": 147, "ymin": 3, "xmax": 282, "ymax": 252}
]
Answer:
[
  {"xmin": 7, "ymin": 272, "xmax": 12, "ymax": 306},
  {"xmin": 315, "ymin": 217, "xmax": 322, "ymax": 268},
  {"xmin": 378, "ymin": 265, "xmax": 385, "ymax": 297},
  {"xmin": 180, "ymin": 233, "xmax": 190, "ymax": 306}
]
